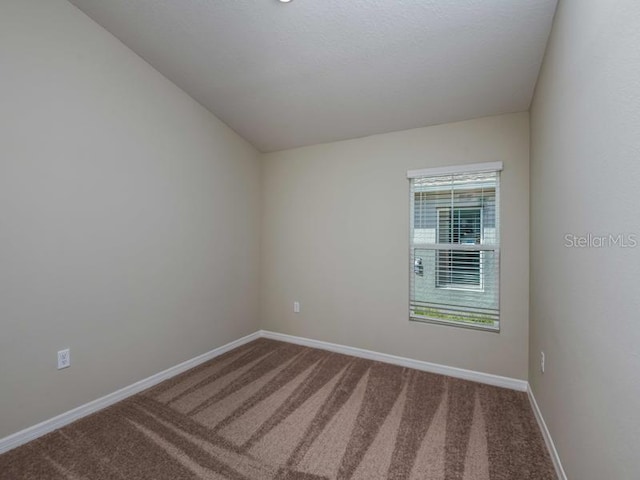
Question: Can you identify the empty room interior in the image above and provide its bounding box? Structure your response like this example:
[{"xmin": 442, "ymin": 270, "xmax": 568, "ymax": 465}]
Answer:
[{"xmin": 1, "ymin": 0, "xmax": 639, "ymax": 479}]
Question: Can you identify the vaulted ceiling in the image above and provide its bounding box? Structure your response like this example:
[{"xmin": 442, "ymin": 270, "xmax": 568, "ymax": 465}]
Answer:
[{"xmin": 68, "ymin": 0, "xmax": 557, "ymax": 152}]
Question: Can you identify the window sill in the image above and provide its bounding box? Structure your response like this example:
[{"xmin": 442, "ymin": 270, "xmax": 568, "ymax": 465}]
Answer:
[{"xmin": 410, "ymin": 315, "xmax": 500, "ymax": 333}]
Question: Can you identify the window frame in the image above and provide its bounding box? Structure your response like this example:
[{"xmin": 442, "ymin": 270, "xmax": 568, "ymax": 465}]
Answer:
[{"xmin": 407, "ymin": 162, "xmax": 502, "ymax": 332}]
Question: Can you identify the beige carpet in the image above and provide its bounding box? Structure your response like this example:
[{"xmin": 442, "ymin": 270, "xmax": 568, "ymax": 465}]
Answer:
[{"xmin": 0, "ymin": 339, "xmax": 556, "ymax": 479}]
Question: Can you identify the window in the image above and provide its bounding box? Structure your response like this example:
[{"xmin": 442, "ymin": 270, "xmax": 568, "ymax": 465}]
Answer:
[{"xmin": 408, "ymin": 162, "xmax": 501, "ymax": 331}]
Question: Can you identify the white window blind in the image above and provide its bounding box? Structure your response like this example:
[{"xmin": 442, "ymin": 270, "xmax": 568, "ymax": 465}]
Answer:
[{"xmin": 409, "ymin": 164, "xmax": 501, "ymax": 331}]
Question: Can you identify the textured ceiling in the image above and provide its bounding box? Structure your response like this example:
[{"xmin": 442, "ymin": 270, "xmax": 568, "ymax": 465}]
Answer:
[{"xmin": 68, "ymin": 0, "xmax": 557, "ymax": 152}]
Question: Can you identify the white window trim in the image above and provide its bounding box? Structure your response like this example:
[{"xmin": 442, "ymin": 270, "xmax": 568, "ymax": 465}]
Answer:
[{"xmin": 407, "ymin": 161, "xmax": 503, "ymax": 179}]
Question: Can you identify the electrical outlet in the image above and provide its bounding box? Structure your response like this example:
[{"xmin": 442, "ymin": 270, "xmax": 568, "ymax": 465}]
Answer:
[
  {"xmin": 57, "ymin": 349, "xmax": 71, "ymax": 369},
  {"xmin": 293, "ymin": 301, "xmax": 300, "ymax": 313},
  {"xmin": 540, "ymin": 351, "xmax": 545, "ymax": 373}
]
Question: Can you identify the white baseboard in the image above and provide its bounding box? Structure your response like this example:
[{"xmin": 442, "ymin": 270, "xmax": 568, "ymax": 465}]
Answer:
[
  {"xmin": 259, "ymin": 330, "xmax": 528, "ymax": 392},
  {"xmin": 0, "ymin": 331, "xmax": 261, "ymax": 455},
  {"xmin": 527, "ymin": 385, "xmax": 567, "ymax": 480}
]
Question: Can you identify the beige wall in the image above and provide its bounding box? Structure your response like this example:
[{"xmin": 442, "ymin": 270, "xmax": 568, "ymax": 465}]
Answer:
[
  {"xmin": 530, "ymin": 0, "xmax": 640, "ymax": 478},
  {"xmin": 261, "ymin": 113, "xmax": 530, "ymax": 380},
  {"xmin": 0, "ymin": 0, "xmax": 261, "ymax": 438}
]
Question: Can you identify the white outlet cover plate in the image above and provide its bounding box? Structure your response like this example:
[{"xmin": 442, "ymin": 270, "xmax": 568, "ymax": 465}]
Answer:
[{"xmin": 58, "ymin": 349, "xmax": 71, "ymax": 369}]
